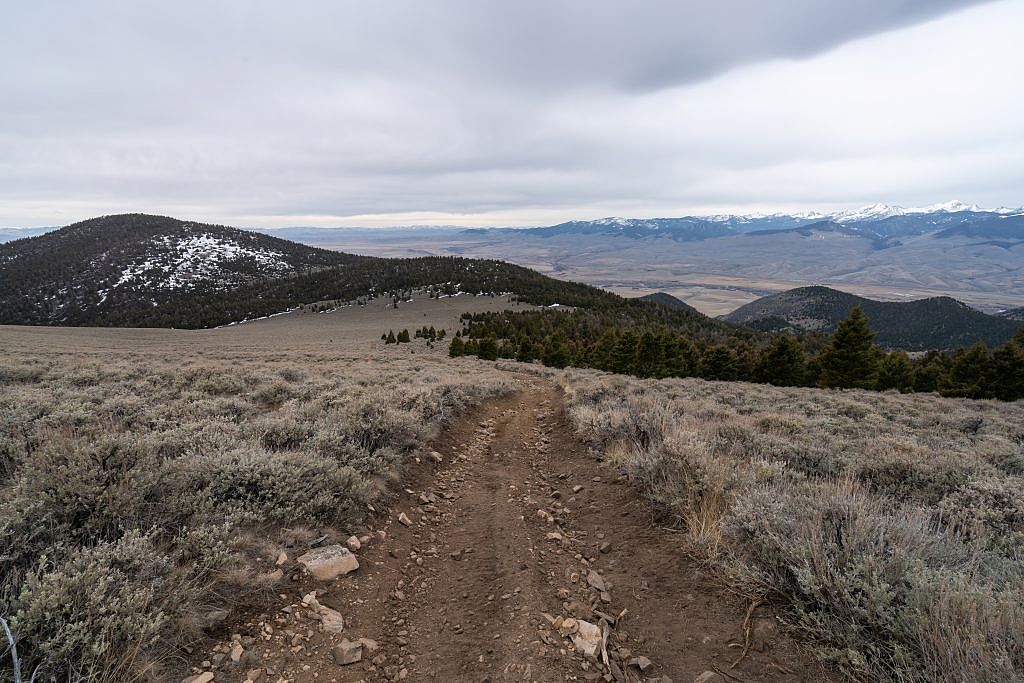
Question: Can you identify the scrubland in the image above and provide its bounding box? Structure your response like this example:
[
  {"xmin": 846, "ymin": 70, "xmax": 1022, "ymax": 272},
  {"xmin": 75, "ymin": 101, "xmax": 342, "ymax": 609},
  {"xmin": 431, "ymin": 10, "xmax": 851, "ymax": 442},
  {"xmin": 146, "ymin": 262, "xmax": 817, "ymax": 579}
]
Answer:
[
  {"xmin": 559, "ymin": 370, "xmax": 1024, "ymax": 682},
  {"xmin": 0, "ymin": 341, "xmax": 512, "ymax": 681}
]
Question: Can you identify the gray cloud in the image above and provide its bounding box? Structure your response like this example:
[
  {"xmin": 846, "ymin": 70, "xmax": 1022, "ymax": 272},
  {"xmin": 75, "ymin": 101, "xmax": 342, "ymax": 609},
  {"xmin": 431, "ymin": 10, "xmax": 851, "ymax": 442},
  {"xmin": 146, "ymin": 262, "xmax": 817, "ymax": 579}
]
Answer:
[{"xmin": 0, "ymin": 0, "xmax": 1017, "ymax": 226}]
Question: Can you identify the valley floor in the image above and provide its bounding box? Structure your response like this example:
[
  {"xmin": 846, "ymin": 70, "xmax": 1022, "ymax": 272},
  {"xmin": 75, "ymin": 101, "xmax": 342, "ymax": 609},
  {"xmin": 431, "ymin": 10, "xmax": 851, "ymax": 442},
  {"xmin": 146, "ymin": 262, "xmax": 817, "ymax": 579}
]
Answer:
[{"xmin": 185, "ymin": 382, "xmax": 827, "ymax": 683}]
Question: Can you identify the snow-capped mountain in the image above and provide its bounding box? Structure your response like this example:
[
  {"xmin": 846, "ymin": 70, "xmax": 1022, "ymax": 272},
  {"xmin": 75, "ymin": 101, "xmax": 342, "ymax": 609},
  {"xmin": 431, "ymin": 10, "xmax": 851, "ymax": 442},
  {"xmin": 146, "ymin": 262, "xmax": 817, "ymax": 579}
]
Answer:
[
  {"xmin": 486, "ymin": 201, "xmax": 1023, "ymax": 242},
  {"xmin": 0, "ymin": 214, "xmax": 353, "ymax": 325}
]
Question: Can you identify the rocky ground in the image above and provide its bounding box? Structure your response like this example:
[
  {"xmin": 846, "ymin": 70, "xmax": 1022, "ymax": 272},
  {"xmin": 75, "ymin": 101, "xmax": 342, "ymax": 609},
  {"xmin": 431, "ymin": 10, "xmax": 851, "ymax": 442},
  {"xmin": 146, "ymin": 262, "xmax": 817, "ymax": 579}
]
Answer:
[{"xmin": 182, "ymin": 381, "xmax": 830, "ymax": 683}]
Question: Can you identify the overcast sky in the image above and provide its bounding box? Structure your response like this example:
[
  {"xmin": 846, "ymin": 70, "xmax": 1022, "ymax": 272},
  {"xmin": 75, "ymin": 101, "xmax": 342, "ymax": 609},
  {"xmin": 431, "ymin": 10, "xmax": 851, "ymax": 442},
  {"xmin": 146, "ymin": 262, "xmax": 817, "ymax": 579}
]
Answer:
[{"xmin": 1, "ymin": 0, "xmax": 1021, "ymax": 227}]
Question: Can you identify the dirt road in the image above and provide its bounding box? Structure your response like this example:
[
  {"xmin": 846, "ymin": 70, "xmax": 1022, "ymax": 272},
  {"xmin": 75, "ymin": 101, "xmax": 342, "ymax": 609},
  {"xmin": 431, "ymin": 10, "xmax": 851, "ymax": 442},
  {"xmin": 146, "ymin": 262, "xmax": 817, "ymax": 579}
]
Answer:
[{"xmin": 187, "ymin": 382, "xmax": 828, "ymax": 682}]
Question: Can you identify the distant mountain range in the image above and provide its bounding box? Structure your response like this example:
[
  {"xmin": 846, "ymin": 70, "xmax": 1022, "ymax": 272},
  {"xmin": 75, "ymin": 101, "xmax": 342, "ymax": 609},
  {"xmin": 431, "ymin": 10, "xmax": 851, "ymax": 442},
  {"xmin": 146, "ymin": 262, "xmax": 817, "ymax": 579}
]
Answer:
[
  {"xmin": 722, "ymin": 285, "xmax": 1021, "ymax": 351},
  {"xmin": 481, "ymin": 202, "xmax": 1024, "ymax": 248},
  {"xmin": 238, "ymin": 201, "xmax": 1024, "ymax": 315}
]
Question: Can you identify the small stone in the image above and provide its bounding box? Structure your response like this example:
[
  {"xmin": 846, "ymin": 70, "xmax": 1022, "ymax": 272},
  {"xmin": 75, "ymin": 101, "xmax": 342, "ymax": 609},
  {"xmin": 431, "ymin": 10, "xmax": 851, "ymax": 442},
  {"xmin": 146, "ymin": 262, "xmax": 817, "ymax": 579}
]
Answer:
[
  {"xmin": 358, "ymin": 637, "xmax": 380, "ymax": 653},
  {"xmin": 599, "ymin": 541, "xmax": 611, "ymax": 554},
  {"xmin": 229, "ymin": 641, "xmax": 244, "ymax": 662},
  {"xmin": 182, "ymin": 674, "xmax": 214, "ymax": 683},
  {"xmin": 558, "ymin": 617, "xmax": 579, "ymax": 637},
  {"xmin": 346, "ymin": 535, "xmax": 361, "ymax": 551},
  {"xmin": 573, "ymin": 485, "xmax": 584, "ymax": 493},
  {"xmin": 429, "ymin": 451, "xmax": 443, "ymax": 463},
  {"xmin": 333, "ymin": 638, "xmax": 363, "ymax": 665},
  {"xmin": 694, "ymin": 672, "xmax": 725, "ymax": 683},
  {"xmin": 635, "ymin": 655, "xmax": 653, "ymax": 671},
  {"xmin": 570, "ymin": 619, "xmax": 602, "ymax": 659},
  {"xmin": 750, "ymin": 617, "xmax": 778, "ymax": 652},
  {"xmin": 398, "ymin": 512, "xmax": 413, "ymax": 526},
  {"xmin": 296, "ymin": 545, "xmax": 359, "ymax": 581},
  {"xmin": 586, "ymin": 571, "xmax": 607, "ymax": 592},
  {"xmin": 274, "ymin": 551, "xmax": 288, "ymax": 566},
  {"xmin": 319, "ymin": 606, "xmax": 346, "ymax": 634},
  {"xmin": 245, "ymin": 669, "xmax": 264, "ymax": 682}
]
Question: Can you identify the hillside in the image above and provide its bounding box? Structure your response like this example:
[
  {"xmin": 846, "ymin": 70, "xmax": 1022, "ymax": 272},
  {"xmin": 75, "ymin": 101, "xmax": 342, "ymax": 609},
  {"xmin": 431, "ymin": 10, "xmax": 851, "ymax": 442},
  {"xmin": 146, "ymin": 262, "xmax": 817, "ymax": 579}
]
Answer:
[
  {"xmin": 0, "ymin": 214, "xmax": 360, "ymax": 325},
  {"xmin": 1001, "ymin": 307, "xmax": 1024, "ymax": 322},
  {"xmin": 722, "ymin": 285, "xmax": 1021, "ymax": 350},
  {"xmin": 637, "ymin": 291, "xmax": 700, "ymax": 313},
  {"xmin": 0, "ymin": 214, "xmax": 634, "ymax": 328}
]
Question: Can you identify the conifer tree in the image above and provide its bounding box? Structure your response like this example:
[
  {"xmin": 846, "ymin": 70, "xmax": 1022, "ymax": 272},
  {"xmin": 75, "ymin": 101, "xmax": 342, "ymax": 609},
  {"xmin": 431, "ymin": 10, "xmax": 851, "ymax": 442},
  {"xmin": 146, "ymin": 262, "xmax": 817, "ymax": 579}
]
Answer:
[
  {"xmin": 940, "ymin": 342, "xmax": 992, "ymax": 398},
  {"xmin": 541, "ymin": 334, "xmax": 571, "ymax": 369},
  {"xmin": 610, "ymin": 332, "xmax": 638, "ymax": 375},
  {"xmin": 634, "ymin": 330, "xmax": 664, "ymax": 378},
  {"xmin": 448, "ymin": 336, "xmax": 465, "ymax": 357},
  {"xmin": 477, "ymin": 336, "xmax": 499, "ymax": 360},
  {"xmin": 817, "ymin": 307, "xmax": 879, "ymax": 389},
  {"xmin": 397, "ymin": 329, "xmax": 410, "ymax": 343},
  {"xmin": 877, "ymin": 350, "xmax": 914, "ymax": 392},
  {"xmin": 990, "ymin": 328, "xmax": 1024, "ymax": 401},
  {"xmin": 385, "ymin": 330, "xmax": 396, "ymax": 344},
  {"xmin": 756, "ymin": 335, "xmax": 806, "ymax": 386},
  {"xmin": 699, "ymin": 345, "xmax": 738, "ymax": 381}
]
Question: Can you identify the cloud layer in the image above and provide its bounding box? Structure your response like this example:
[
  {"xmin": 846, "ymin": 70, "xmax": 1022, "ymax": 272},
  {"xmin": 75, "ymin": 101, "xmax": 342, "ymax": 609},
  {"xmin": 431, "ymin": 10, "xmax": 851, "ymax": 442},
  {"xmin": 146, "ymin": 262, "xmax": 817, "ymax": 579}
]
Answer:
[{"xmin": 1, "ymin": 0, "xmax": 1019, "ymax": 226}]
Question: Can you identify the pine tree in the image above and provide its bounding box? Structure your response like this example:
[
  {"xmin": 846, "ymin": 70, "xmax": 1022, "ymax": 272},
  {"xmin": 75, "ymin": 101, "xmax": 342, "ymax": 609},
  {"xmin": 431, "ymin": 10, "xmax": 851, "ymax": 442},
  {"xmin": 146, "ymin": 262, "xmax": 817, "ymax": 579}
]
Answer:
[
  {"xmin": 877, "ymin": 350, "xmax": 914, "ymax": 392},
  {"xmin": 516, "ymin": 340, "xmax": 537, "ymax": 363},
  {"xmin": 448, "ymin": 336, "xmax": 465, "ymax": 357},
  {"xmin": 817, "ymin": 307, "xmax": 879, "ymax": 389},
  {"xmin": 610, "ymin": 332, "xmax": 638, "ymax": 375},
  {"xmin": 755, "ymin": 335, "xmax": 805, "ymax": 386},
  {"xmin": 541, "ymin": 334, "xmax": 571, "ymax": 369},
  {"xmin": 699, "ymin": 345, "xmax": 738, "ymax": 381},
  {"xmin": 634, "ymin": 331, "xmax": 664, "ymax": 378},
  {"xmin": 939, "ymin": 342, "xmax": 991, "ymax": 398},
  {"xmin": 385, "ymin": 330, "xmax": 396, "ymax": 344},
  {"xmin": 397, "ymin": 329, "xmax": 411, "ymax": 343},
  {"xmin": 477, "ymin": 337, "xmax": 499, "ymax": 360},
  {"xmin": 990, "ymin": 328, "xmax": 1024, "ymax": 401},
  {"xmin": 912, "ymin": 350, "xmax": 947, "ymax": 393}
]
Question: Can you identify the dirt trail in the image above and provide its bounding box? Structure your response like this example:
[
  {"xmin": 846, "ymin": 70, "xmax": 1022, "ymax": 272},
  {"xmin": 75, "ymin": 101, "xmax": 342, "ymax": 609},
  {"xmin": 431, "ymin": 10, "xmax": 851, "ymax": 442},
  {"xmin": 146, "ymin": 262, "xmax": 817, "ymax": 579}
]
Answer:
[{"xmin": 188, "ymin": 381, "xmax": 829, "ymax": 683}]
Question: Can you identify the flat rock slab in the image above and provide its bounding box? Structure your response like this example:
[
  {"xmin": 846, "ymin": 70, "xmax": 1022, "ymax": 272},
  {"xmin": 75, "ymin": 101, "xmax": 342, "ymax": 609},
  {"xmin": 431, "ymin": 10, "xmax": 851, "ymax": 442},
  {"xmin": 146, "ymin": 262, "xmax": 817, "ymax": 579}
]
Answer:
[{"xmin": 297, "ymin": 544, "xmax": 359, "ymax": 581}]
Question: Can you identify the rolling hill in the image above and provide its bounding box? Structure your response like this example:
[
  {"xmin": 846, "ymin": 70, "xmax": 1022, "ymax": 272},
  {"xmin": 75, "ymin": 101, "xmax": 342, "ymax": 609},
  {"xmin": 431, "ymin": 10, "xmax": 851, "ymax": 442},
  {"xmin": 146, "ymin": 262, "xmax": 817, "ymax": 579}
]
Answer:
[
  {"xmin": 638, "ymin": 291, "xmax": 700, "ymax": 313},
  {"xmin": 722, "ymin": 285, "xmax": 1021, "ymax": 350}
]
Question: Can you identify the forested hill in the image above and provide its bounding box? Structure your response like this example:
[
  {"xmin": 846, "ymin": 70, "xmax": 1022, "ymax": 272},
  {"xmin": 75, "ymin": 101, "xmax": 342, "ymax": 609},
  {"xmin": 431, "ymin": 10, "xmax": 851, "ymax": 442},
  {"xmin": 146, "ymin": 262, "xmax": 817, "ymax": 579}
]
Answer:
[
  {"xmin": 0, "ymin": 213, "xmax": 668, "ymax": 328},
  {"xmin": 722, "ymin": 285, "xmax": 1020, "ymax": 350}
]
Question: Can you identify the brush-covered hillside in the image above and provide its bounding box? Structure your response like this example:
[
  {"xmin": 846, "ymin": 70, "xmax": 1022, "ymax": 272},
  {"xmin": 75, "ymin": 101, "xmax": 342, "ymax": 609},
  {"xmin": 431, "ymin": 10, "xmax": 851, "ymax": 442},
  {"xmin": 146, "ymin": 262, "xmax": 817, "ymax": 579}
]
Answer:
[{"xmin": 722, "ymin": 285, "xmax": 1020, "ymax": 350}]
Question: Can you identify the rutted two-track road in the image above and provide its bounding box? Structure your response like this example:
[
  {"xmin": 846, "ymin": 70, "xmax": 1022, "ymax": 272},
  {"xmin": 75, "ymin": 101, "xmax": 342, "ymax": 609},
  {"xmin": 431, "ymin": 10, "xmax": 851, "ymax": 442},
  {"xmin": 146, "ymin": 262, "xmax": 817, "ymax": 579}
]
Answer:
[{"xmin": 187, "ymin": 382, "xmax": 828, "ymax": 683}]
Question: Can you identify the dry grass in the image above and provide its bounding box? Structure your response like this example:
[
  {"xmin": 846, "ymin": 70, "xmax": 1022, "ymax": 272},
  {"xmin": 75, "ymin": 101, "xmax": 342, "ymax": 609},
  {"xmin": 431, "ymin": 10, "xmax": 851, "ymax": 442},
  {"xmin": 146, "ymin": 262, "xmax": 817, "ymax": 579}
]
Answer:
[
  {"xmin": 0, "ymin": 327, "xmax": 513, "ymax": 681},
  {"xmin": 558, "ymin": 370, "xmax": 1024, "ymax": 682}
]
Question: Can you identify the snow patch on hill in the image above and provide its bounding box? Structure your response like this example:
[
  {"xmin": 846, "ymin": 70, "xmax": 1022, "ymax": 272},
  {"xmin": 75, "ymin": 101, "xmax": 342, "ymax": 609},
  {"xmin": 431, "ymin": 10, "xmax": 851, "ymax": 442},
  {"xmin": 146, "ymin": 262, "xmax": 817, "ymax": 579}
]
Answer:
[{"xmin": 102, "ymin": 233, "xmax": 290, "ymax": 296}]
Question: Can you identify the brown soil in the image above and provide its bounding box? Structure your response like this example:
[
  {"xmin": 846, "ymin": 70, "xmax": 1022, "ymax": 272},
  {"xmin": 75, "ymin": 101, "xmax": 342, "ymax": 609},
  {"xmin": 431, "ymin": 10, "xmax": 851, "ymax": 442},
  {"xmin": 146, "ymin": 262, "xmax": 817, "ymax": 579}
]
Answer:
[{"xmin": 186, "ymin": 381, "xmax": 831, "ymax": 683}]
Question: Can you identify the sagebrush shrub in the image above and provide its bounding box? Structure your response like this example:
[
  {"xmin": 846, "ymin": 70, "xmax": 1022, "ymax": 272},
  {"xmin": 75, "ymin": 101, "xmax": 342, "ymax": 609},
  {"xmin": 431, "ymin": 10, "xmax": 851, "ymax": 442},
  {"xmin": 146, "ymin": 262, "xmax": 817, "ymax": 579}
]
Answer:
[{"xmin": 559, "ymin": 369, "xmax": 1024, "ymax": 682}]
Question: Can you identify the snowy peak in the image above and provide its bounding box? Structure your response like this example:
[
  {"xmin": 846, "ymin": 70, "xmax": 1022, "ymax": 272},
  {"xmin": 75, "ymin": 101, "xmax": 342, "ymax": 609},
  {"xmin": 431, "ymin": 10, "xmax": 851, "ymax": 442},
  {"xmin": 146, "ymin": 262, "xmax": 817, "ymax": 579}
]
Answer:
[
  {"xmin": 0, "ymin": 213, "xmax": 350, "ymax": 324},
  {"xmin": 827, "ymin": 200, "xmax": 998, "ymax": 222},
  {"xmin": 829, "ymin": 203, "xmax": 907, "ymax": 222}
]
